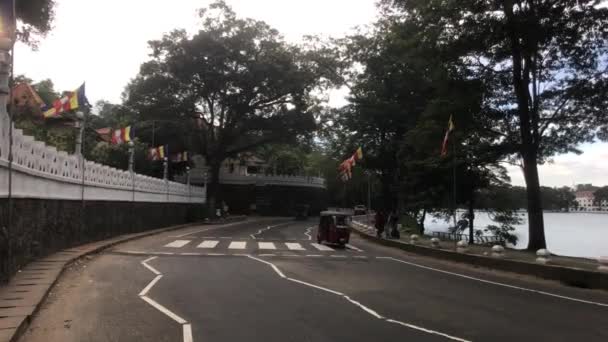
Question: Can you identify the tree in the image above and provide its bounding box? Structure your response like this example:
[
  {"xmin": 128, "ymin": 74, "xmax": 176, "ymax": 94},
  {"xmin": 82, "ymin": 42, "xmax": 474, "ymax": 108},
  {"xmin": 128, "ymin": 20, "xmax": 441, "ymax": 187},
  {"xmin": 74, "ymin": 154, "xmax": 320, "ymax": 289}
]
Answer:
[
  {"xmin": 125, "ymin": 1, "xmax": 336, "ymax": 210},
  {"xmin": 385, "ymin": 0, "xmax": 608, "ymax": 250},
  {"xmin": 594, "ymin": 186, "xmax": 608, "ymax": 208},
  {"xmin": 16, "ymin": 0, "xmax": 56, "ymax": 46}
]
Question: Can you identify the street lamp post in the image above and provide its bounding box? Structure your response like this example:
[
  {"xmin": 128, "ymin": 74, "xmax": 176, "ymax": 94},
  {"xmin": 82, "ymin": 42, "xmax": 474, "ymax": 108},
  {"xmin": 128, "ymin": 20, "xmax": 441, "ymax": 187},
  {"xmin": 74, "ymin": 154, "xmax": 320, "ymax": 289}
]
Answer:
[{"xmin": 163, "ymin": 157, "xmax": 169, "ymax": 201}]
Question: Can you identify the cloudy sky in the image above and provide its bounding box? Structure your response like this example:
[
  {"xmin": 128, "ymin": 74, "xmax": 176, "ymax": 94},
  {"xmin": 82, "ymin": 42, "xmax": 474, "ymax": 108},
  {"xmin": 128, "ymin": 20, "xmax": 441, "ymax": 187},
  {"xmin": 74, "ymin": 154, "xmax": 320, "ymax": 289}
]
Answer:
[{"xmin": 14, "ymin": 0, "xmax": 608, "ymax": 188}]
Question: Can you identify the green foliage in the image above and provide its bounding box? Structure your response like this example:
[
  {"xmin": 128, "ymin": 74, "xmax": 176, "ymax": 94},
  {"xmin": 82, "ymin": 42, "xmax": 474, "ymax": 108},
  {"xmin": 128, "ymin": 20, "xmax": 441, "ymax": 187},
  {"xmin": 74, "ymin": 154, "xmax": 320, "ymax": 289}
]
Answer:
[
  {"xmin": 378, "ymin": 0, "xmax": 608, "ymax": 249},
  {"xmin": 124, "ymin": 1, "xmax": 336, "ymax": 205},
  {"xmin": 594, "ymin": 186, "xmax": 608, "ymax": 207},
  {"xmin": 541, "ymin": 186, "xmax": 576, "ymax": 211},
  {"xmin": 16, "ymin": 0, "xmax": 56, "ymax": 46},
  {"xmin": 485, "ymin": 211, "xmax": 521, "ymax": 246}
]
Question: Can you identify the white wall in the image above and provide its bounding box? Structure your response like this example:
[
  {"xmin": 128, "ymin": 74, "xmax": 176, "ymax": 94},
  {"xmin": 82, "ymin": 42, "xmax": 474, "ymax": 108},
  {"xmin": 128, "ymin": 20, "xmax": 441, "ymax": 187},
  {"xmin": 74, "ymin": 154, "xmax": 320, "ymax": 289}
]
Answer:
[{"xmin": 0, "ymin": 75, "xmax": 205, "ymax": 204}]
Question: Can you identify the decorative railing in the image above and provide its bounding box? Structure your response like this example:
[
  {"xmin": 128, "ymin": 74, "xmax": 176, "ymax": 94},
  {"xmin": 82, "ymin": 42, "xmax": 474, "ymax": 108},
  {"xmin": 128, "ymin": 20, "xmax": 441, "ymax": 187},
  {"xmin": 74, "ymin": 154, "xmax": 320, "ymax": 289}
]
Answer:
[
  {"xmin": 185, "ymin": 172, "xmax": 326, "ymax": 189},
  {"xmin": 0, "ymin": 85, "xmax": 205, "ymax": 203}
]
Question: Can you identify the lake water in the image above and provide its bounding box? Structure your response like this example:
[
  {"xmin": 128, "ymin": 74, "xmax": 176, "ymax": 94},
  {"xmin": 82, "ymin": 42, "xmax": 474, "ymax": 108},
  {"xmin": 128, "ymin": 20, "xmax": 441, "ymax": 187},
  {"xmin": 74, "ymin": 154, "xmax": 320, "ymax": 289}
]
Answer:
[{"xmin": 424, "ymin": 212, "xmax": 608, "ymax": 259}]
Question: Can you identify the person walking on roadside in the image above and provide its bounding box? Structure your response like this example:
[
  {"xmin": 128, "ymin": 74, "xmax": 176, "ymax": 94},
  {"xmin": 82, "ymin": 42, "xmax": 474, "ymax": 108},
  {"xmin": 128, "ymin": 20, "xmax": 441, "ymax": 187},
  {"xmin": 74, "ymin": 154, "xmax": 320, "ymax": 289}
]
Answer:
[{"xmin": 375, "ymin": 210, "xmax": 386, "ymax": 238}]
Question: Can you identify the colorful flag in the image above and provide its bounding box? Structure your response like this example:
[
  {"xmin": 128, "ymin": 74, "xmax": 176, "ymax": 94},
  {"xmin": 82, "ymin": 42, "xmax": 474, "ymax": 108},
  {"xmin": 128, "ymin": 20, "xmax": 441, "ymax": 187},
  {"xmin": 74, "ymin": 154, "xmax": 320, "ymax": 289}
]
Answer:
[
  {"xmin": 148, "ymin": 145, "xmax": 168, "ymax": 161},
  {"xmin": 43, "ymin": 83, "xmax": 89, "ymax": 119},
  {"xmin": 0, "ymin": 0, "xmax": 16, "ymax": 44},
  {"xmin": 95, "ymin": 127, "xmax": 112, "ymax": 143},
  {"xmin": 111, "ymin": 126, "xmax": 132, "ymax": 145},
  {"xmin": 441, "ymin": 115, "xmax": 455, "ymax": 157},
  {"xmin": 356, "ymin": 147, "xmax": 363, "ymax": 160},
  {"xmin": 11, "ymin": 83, "xmax": 46, "ymax": 112},
  {"xmin": 170, "ymin": 151, "xmax": 189, "ymax": 163}
]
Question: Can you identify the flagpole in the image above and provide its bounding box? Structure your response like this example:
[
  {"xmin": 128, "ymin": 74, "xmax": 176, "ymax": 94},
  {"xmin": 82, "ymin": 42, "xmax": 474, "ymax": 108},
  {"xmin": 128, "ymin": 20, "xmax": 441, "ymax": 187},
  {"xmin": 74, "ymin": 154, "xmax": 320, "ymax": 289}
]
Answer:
[
  {"xmin": 6, "ymin": 40, "xmax": 15, "ymax": 277},
  {"xmin": 452, "ymin": 132, "xmax": 457, "ymax": 228}
]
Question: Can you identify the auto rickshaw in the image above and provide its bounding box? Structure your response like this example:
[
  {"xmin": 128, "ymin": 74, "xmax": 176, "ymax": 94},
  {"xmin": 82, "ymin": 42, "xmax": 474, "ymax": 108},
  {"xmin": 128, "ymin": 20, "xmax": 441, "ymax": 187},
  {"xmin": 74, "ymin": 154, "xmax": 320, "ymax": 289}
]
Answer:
[{"xmin": 317, "ymin": 211, "xmax": 352, "ymax": 247}]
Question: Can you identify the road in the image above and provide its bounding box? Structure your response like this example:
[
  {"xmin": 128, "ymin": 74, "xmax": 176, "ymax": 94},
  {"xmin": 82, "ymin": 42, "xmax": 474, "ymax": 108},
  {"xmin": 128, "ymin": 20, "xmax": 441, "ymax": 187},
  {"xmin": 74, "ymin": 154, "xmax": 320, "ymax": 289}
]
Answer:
[{"xmin": 20, "ymin": 218, "xmax": 608, "ymax": 342}]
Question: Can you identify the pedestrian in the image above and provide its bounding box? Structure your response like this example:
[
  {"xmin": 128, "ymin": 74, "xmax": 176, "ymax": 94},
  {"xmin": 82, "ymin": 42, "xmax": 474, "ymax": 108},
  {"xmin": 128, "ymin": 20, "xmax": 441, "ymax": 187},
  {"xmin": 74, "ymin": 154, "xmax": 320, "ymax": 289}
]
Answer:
[
  {"xmin": 374, "ymin": 210, "xmax": 386, "ymax": 238},
  {"xmin": 389, "ymin": 211, "xmax": 400, "ymax": 239}
]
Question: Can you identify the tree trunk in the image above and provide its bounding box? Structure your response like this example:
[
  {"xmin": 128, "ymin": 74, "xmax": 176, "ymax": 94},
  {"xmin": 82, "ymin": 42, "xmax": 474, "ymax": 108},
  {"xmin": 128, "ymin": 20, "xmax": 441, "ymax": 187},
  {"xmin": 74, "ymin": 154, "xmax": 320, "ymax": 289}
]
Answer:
[
  {"xmin": 522, "ymin": 151, "xmax": 547, "ymax": 250},
  {"xmin": 419, "ymin": 208, "xmax": 426, "ymax": 235},
  {"xmin": 207, "ymin": 160, "xmax": 222, "ymax": 217},
  {"xmin": 468, "ymin": 198, "xmax": 475, "ymax": 245}
]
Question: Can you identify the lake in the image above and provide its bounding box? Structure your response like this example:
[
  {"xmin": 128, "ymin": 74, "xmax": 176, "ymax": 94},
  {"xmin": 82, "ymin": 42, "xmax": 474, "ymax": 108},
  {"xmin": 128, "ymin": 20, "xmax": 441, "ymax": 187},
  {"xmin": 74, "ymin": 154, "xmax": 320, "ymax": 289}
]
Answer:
[{"xmin": 424, "ymin": 212, "xmax": 608, "ymax": 259}]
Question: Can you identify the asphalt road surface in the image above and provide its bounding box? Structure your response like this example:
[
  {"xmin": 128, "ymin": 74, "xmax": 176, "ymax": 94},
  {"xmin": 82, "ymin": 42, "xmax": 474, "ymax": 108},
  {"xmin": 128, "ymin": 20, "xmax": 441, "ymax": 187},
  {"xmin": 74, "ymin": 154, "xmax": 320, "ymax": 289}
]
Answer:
[{"xmin": 20, "ymin": 218, "xmax": 608, "ymax": 342}]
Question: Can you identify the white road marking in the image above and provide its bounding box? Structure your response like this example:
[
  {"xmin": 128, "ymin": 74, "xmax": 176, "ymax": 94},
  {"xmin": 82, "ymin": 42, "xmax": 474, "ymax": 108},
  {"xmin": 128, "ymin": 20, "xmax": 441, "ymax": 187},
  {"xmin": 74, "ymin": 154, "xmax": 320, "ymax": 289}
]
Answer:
[
  {"xmin": 247, "ymin": 256, "xmax": 469, "ymax": 342},
  {"xmin": 251, "ymin": 222, "xmax": 291, "ymax": 239},
  {"xmin": 346, "ymin": 244, "xmax": 364, "ymax": 252},
  {"xmin": 259, "ymin": 254, "xmax": 276, "ymax": 257},
  {"xmin": 181, "ymin": 253, "xmax": 202, "ymax": 256},
  {"xmin": 139, "ymin": 257, "xmax": 193, "ymax": 342},
  {"xmin": 353, "ymin": 256, "xmax": 368, "ymax": 259},
  {"xmin": 286, "ymin": 242, "xmax": 305, "ymax": 251},
  {"xmin": 229, "ymin": 241, "xmax": 247, "ymax": 249},
  {"xmin": 125, "ymin": 250, "xmax": 147, "ymax": 255},
  {"xmin": 379, "ymin": 257, "xmax": 608, "ymax": 308},
  {"xmin": 206, "ymin": 253, "xmax": 226, "ymax": 256},
  {"xmin": 141, "ymin": 296, "xmax": 187, "ymax": 324},
  {"xmin": 141, "ymin": 257, "xmax": 161, "ymax": 275},
  {"xmin": 386, "ymin": 319, "xmax": 469, "ymax": 342},
  {"xmin": 304, "ymin": 226, "xmax": 314, "ymax": 240},
  {"xmin": 258, "ymin": 242, "xmax": 276, "ymax": 250},
  {"xmin": 183, "ymin": 324, "xmax": 193, "ymax": 342},
  {"xmin": 139, "ymin": 275, "xmax": 162, "ymax": 296},
  {"xmin": 153, "ymin": 252, "xmax": 175, "ymax": 255},
  {"xmin": 330, "ymin": 255, "xmax": 347, "ymax": 258},
  {"xmin": 311, "ymin": 243, "xmax": 334, "ymax": 251},
  {"xmin": 197, "ymin": 240, "xmax": 219, "ymax": 249},
  {"xmin": 248, "ymin": 255, "xmax": 286, "ymax": 278},
  {"xmin": 164, "ymin": 240, "xmax": 191, "ymax": 248},
  {"xmin": 306, "ymin": 254, "xmax": 323, "ymax": 257}
]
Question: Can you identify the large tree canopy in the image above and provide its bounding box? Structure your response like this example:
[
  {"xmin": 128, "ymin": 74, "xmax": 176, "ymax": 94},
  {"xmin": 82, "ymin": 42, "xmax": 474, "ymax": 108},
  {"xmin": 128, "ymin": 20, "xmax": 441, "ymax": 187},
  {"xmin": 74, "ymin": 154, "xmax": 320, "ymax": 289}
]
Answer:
[
  {"xmin": 383, "ymin": 0, "xmax": 608, "ymax": 249},
  {"xmin": 16, "ymin": 0, "xmax": 55, "ymax": 45},
  {"xmin": 125, "ymin": 1, "xmax": 337, "ymax": 208}
]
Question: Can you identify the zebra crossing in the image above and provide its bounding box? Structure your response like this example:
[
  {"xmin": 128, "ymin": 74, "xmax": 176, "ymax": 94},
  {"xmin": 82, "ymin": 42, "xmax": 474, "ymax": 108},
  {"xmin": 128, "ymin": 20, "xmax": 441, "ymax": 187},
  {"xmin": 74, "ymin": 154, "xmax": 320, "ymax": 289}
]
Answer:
[{"xmin": 162, "ymin": 239, "xmax": 363, "ymax": 253}]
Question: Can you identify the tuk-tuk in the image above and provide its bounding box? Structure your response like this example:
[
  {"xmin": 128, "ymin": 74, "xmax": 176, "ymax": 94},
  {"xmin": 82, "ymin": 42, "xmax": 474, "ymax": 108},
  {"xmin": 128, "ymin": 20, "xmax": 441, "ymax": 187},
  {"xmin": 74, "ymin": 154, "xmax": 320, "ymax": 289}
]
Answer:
[{"xmin": 317, "ymin": 211, "xmax": 352, "ymax": 247}]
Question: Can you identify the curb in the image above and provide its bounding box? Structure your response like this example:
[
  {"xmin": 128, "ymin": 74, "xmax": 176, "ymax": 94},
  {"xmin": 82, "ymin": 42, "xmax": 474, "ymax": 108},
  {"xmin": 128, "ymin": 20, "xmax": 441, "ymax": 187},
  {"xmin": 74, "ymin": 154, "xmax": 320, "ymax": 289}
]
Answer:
[
  {"xmin": 3, "ymin": 216, "xmax": 249, "ymax": 342},
  {"xmin": 350, "ymin": 224, "xmax": 608, "ymax": 290}
]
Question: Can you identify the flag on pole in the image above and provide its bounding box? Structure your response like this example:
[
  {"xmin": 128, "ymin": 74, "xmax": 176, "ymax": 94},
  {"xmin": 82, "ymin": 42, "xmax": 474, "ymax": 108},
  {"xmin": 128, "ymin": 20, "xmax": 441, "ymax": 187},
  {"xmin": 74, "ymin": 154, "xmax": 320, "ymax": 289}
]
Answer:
[
  {"xmin": 356, "ymin": 147, "xmax": 363, "ymax": 160},
  {"xmin": 148, "ymin": 145, "xmax": 168, "ymax": 161},
  {"xmin": 441, "ymin": 115, "xmax": 455, "ymax": 157},
  {"xmin": 43, "ymin": 83, "xmax": 89, "ymax": 119},
  {"xmin": 111, "ymin": 126, "xmax": 132, "ymax": 145},
  {"xmin": 170, "ymin": 151, "xmax": 189, "ymax": 163}
]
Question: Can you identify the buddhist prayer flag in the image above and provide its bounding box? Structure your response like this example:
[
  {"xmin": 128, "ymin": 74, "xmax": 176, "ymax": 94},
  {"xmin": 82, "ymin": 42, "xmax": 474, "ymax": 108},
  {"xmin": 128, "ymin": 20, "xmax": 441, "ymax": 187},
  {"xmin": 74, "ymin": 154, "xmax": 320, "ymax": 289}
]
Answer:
[
  {"xmin": 43, "ymin": 83, "xmax": 89, "ymax": 119},
  {"xmin": 111, "ymin": 126, "xmax": 132, "ymax": 145},
  {"xmin": 441, "ymin": 115, "xmax": 455, "ymax": 157},
  {"xmin": 170, "ymin": 151, "xmax": 189, "ymax": 163},
  {"xmin": 149, "ymin": 145, "xmax": 168, "ymax": 161},
  {"xmin": 338, "ymin": 147, "xmax": 363, "ymax": 182}
]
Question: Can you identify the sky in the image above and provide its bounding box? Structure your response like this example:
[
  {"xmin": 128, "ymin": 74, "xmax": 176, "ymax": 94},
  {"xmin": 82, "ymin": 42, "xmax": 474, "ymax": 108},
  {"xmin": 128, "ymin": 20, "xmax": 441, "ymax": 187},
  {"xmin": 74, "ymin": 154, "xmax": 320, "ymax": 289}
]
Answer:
[{"xmin": 14, "ymin": 0, "xmax": 608, "ymax": 188}]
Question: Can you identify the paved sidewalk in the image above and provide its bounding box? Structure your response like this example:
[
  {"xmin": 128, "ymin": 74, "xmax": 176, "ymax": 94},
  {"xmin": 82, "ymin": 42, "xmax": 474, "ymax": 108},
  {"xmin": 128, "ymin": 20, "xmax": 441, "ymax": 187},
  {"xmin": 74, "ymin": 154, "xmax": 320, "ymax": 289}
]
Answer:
[{"xmin": 0, "ymin": 216, "xmax": 247, "ymax": 342}]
